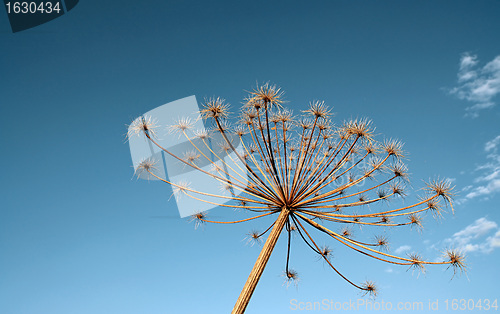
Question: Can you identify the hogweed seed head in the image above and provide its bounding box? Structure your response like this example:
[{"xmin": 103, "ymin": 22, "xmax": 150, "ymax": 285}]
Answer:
[
  {"xmin": 303, "ymin": 100, "xmax": 332, "ymax": 120},
  {"xmin": 248, "ymin": 82, "xmax": 285, "ymax": 108},
  {"xmin": 361, "ymin": 281, "xmax": 377, "ymax": 297},
  {"xmin": 407, "ymin": 253, "xmax": 426, "ymax": 275},
  {"xmin": 172, "ymin": 181, "xmax": 190, "ymax": 200},
  {"xmin": 130, "ymin": 84, "xmax": 464, "ymax": 307},
  {"xmin": 194, "ymin": 129, "xmax": 210, "ymax": 140},
  {"xmin": 319, "ymin": 245, "xmax": 333, "ymax": 260},
  {"xmin": 344, "ymin": 118, "xmax": 374, "ymax": 141},
  {"xmin": 128, "ymin": 115, "xmax": 159, "ymax": 139},
  {"xmin": 444, "ymin": 249, "xmax": 467, "ymax": 278},
  {"xmin": 425, "ymin": 179, "xmax": 455, "ymax": 209},
  {"xmin": 169, "ymin": 117, "xmax": 194, "ymax": 136},
  {"xmin": 135, "ymin": 158, "xmax": 158, "ymax": 179},
  {"xmin": 189, "ymin": 212, "xmax": 207, "ymax": 230},
  {"xmin": 245, "ymin": 230, "xmax": 263, "ymax": 246},
  {"xmin": 283, "ymin": 269, "xmax": 300, "ymax": 288},
  {"xmin": 382, "ymin": 139, "xmax": 405, "ymax": 159},
  {"xmin": 201, "ymin": 97, "xmax": 230, "ymax": 120},
  {"xmin": 375, "ymin": 235, "xmax": 390, "ymax": 252}
]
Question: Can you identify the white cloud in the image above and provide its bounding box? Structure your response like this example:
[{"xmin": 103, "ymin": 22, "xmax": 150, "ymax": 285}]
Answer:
[
  {"xmin": 485, "ymin": 135, "xmax": 500, "ymax": 153},
  {"xmin": 458, "ymin": 53, "xmax": 478, "ymax": 82},
  {"xmin": 452, "ymin": 217, "xmax": 497, "ymax": 239},
  {"xmin": 486, "ymin": 230, "xmax": 500, "ymax": 250},
  {"xmin": 463, "ymin": 135, "xmax": 500, "ymax": 201},
  {"xmin": 449, "ymin": 53, "xmax": 500, "ymax": 117},
  {"xmin": 394, "ymin": 245, "xmax": 411, "ymax": 255},
  {"xmin": 445, "ymin": 177, "xmax": 456, "ymax": 184},
  {"xmin": 466, "ymin": 180, "xmax": 500, "ymax": 199},
  {"xmin": 442, "ymin": 217, "xmax": 499, "ymax": 254},
  {"xmin": 461, "ymin": 185, "xmax": 473, "ymax": 191}
]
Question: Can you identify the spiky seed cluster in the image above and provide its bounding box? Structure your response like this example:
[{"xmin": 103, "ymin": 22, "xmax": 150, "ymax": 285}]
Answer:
[
  {"xmin": 382, "ymin": 139, "xmax": 405, "ymax": 159},
  {"xmin": 361, "ymin": 281, "xmax": 377, "ymax": 297},
  {"xmin": 195, "ymin": 129, "xmax": 210, "ymax": 140},
  {"xmin": 425, "ymin": 179, "xmax": 455, "ymax": 210},
  {"xmin": 426, "ymin": 199, "xmax": 444, "ymax": 219},
  {"xmin": 319, "ymin": 245, "xmax": 333, "ymax": 260},
  {"xmin": 375, "ymin": 235, "xmax": 389, "ymax": 251},
  {"xmin": 169, "ymin": 117, "xmax": 194, "ymax": 137},
  {"xmin": 246, "ymin": 230, "xmax": 263, "ymax": 246},
  {"xmin": 135, "ymin": 158, "xmax": 158, "ymax": 178},
  {"xmin": 283, "ymin": 269, "xmax": 299, "ymax": 287},
  {"xmin": 390, "ymin": 163, "xmax": 409, "ymax": 180},
  {"xmin": 201, "ymin": 97, "xmax": 230, "ymax": 119},
  {"xmin": 189, "ymin": 212, "xmax": 206, "ymax": 229},
  {"xmin": 128, "ymin": 116, "xmax": 159, "ymax": 138},
  {"xmin": 234, "ymin": 125, "xmax": 247, "ymax": 137},
  {"xmin": 130, "ymin": 83, "xmax": 463, "ymax": 301},
  {"xmin": 276, "ymin": 109, "xmax": 293, "ymax": 123},
  {"xmin": 407, "ymin": 253, "xmax": 426, "ymax": 274},
  {"xmin": 172, "ymin": 181, "xmax": 190, "ymax": 200},
  {"xmin": 304, "ymin": 100, "xmax": 331, "ymax": 119},
  {"xmin": 344, "ymin": 118, "xmax": 374, "ymax": 141},
  {"xmin": 409, "ymin": 214, "xmax": 423, "ymax": 230},
  {"xmin": 247, "ymin": 82, "xmax": 285, "ymax": 109},
  {"xmin": 341, "ymin": 227, "xmax": 352, "ymax": 238},
  {"xmin": 183, "ymin": 150, "xmax": 200, "ymax": 165},
  {"xmin": 445, "ymin": 250, "xmax": 466, "ymax": 278}
]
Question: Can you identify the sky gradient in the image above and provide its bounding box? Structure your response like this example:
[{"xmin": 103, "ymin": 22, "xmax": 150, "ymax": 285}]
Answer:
[{"xmin": 1, "ymin": 1, "xmax": 499, "ymax": 313}]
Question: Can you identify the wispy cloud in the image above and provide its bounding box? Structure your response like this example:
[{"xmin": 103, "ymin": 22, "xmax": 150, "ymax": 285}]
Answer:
[
  {"xmin": 457, "ymin": 53, "xmax": 479, "ymax": 82},
  {"xmin": 485, "ymin": 135, "xmax": 500, "ymax": 152},
  {"xmin": 394, "ymin": 245, "xmax": 411, "ymax": 255},
  {"xmin": 463, "ymin": 135, "xmax": 500, "ymax": 200},
  {"xmin": 449, "ymin": 53, "xmax": 500, "ymax": 118},
  {"xmin": 442, "ymin": 217, "xmax": 500, "ymax": 254},
  {"xmin": 385, "ymin": 267, "xmax": 394, "ymax": 273}
]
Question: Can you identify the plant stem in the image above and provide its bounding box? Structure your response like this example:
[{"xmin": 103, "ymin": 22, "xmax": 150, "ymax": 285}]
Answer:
[{"xmin": 232, "ymin": 207, "xmax": 290, "ymax": 314}]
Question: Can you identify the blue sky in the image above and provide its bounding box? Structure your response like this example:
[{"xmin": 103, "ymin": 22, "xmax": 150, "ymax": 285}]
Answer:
[{"xmin": 1, "ymin": 1, "xmax": 499, "ymax": 313}]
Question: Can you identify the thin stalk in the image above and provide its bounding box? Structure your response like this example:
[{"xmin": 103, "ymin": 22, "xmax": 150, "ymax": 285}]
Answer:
[{"xmin": 232, "ymin": 207, "xmax": 290, "ymax": 314}]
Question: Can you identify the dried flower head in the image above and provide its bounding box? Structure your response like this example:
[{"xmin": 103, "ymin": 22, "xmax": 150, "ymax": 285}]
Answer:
[
  {"xmin": 183, "ymin": 150, "xmax": 201, "ymax": 165},
  {"xmin": 444, "ymin": 249, "xmax": 466, "ymax": 278},
  {"xmin": 171, "ymin": 181, "xmax": 190, "ymax": 200},
  {"xmin": 169, "ymin": 117, "xmax": 194, "ymax": 136},
  {"xmin": 344, "ymin": 118, "xmax": 374, "ymax": 141},
  {"xmin": 303, "ymin": 100, "xmax": 332, "ymax": 120},
  {"xmin": 425, "ymin": 179, "xmax": 455, "ymax": 211},
  {"xmin": 408, "ymin": 214, "xmax": 424, "ymax": 230},
  {"xmin": 361, "ymin": 281, "xmax": 377, "ymax": 297},
  {"xmin": 245, "ymin": 230, "xmax": 264, "ymax": 246},
  {"xmin": 375, "ymin": 235, "xmax": 390, "ymax": 251},
  {"xmin": 135, "ymin": 158, "xmax": 158, "ymax": 178},
  {"xmin": 248, "ymin": 82, "xmax": 284, "ymax": 108},
  {"xmin": 189, "ymin": 212, "xmax": 207, "ymax": 230},
  {"xmin": 407, "ymin": 253, "xmax": 426, "ymax": 275},
  {"xmin": 319, "ymin": 245, "xmax": 333, "ymax": 260},
  {"xmin": 382, "ymin": 139, "xmax": 405, "ymax": 159},
  {"xmin": 129, "ymin": 83, "xmax": 463, "ymax": 312},
  {"xmin": 128, "ymin": 115, "xmax": 159, "ymax": 139},
  {"xmin": 201, "ymin": 97, "xmax": 230, "ymax": 120},
  {"xmin": 341, "ymin": 227, "xmax": 352, "ymax": 238},
  {"xmin": 194, "ymin": 129, "xmax": 210, "ymax": 140},
  {"xmin": 283, "ymin": 269, "xmax": 300, "ymax": 288}
]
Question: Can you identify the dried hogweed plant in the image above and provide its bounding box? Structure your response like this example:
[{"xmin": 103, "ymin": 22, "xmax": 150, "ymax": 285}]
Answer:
[{"xmin": 129, "ymin": 84, "xmax": 465, "ymax": 314}]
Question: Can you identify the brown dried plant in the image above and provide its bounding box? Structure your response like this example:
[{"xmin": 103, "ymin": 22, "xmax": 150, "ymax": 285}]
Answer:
[{"xmin": 129, "ymin": 83, "xmax": 465, "ymax": 314}]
